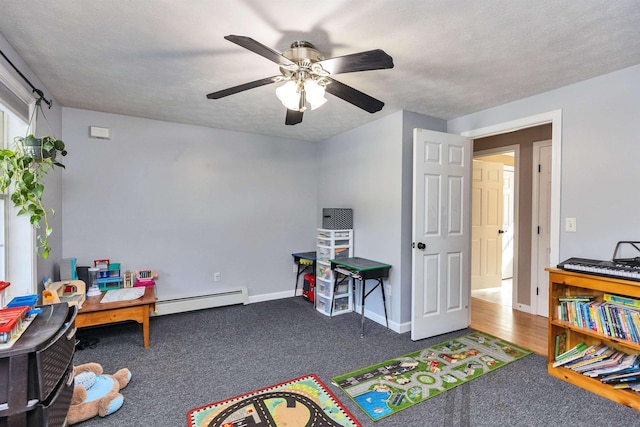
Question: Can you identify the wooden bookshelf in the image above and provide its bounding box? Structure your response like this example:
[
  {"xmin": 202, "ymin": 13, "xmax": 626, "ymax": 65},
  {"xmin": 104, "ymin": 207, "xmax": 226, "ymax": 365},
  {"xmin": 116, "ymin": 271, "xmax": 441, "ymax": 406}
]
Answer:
[{"xmin": 547, "ymin": 268, "xmax": 640, "ymax": 411}]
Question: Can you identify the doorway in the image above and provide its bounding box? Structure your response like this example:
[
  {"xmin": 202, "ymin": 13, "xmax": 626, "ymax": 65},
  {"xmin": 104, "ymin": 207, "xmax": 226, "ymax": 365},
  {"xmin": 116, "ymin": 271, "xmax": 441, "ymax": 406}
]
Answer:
[
  {"xmin": 471, "ymin": 150, "xmax": 516, "ymax": 308},
  {"xmin": 467, "ymin": 119, "xmax": 556, "ymax": 316}
]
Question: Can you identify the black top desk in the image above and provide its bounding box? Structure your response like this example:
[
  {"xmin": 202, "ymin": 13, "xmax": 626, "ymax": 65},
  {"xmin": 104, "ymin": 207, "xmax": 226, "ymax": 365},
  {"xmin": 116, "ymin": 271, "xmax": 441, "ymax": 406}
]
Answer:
[
  {"xmin": 330, "ymin": 257, "xmax": 391, "ymax": 336},
  {"xmin": 291, "ymin": 251, "xmax": 316, "ymax": 296}
]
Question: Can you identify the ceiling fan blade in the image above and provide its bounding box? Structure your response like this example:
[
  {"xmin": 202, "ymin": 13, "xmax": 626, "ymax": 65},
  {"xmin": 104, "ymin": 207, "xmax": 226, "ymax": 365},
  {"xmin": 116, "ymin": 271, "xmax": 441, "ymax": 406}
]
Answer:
[
  {"xmin": 225, "ymin": 35, "xmax": 297, "ymax": 69},
  {"xmin": 324, "ymin": 77, "xmax": 384, "ymax": 113},
  {"xmin": 317, "ymin": 49, "xmax": 394, "ymax": 75},
  {"xmin": 206, "ymin": 76, "xmax": 283, "ymax": 99},
  {"xmin": 285, "ymin": 109, "xmax": 303, "ymax": 126}
]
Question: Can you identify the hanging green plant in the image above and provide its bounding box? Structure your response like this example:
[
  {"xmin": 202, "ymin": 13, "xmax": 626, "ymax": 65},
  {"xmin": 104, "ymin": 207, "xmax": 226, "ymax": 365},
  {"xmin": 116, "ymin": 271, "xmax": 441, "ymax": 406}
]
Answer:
[{"xmin": 0, "ymin": 95, "xmax": 67, "ymax": 259}]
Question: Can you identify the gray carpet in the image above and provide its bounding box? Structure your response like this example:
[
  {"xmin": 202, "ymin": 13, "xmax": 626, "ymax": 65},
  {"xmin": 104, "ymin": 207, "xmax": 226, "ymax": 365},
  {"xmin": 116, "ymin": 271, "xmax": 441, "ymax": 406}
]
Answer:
[{"xmin": 72, "ymin": 297, "xmax": 640, "ymax": 426}]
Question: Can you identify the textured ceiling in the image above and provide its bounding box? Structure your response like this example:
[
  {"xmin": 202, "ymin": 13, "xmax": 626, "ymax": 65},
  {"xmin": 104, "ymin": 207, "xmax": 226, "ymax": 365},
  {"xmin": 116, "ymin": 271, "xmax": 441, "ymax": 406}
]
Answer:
[{"xmin": 1, "ymin": 0, "xmax": 639, "ymax": 142}]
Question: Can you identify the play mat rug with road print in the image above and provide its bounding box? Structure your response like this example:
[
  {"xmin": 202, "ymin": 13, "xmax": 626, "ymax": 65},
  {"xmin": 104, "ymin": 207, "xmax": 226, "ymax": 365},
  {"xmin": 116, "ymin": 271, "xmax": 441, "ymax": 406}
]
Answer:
[
  {"xmin": 187, "ymin": 374, "xmax": 361, "ymax": 427},
  {"xmin": 332, "ymin": 331, "xmax": 532, "ymax": 421}
]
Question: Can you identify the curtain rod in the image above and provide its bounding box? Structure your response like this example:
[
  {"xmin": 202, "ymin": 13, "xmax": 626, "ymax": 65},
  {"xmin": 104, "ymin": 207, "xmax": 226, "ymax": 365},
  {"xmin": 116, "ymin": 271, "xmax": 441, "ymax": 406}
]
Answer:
[{"xmin": 0, "ymin": 48, "xmax": 52, "ymax": 108}]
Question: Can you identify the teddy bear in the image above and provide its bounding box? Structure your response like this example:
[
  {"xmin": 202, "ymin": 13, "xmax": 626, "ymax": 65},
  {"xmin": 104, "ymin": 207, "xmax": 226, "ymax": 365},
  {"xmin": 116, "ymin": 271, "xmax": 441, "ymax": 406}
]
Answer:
[{"xmin": 67, "ymin": 362, "xmax": 132, "ymax": 425}]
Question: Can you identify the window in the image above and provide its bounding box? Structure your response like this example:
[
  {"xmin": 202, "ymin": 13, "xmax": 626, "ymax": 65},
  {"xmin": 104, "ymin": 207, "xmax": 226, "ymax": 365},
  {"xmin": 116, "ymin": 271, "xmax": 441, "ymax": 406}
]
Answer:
[{"xmin": 0, "ymin": 61, "xmax": 37, "ymax": 298}]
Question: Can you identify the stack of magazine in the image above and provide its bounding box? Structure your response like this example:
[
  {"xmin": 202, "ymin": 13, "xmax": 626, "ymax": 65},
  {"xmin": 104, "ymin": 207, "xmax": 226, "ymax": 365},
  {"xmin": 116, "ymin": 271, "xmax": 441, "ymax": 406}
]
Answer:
[{"xmin": 553, "ymin": 341, "xmax": 640, "ymax": 391}]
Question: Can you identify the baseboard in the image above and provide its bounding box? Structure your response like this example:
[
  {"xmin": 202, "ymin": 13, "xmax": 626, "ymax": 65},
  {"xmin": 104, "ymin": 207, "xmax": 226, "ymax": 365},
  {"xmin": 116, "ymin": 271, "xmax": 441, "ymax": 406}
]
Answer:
[
  {"xmin": 353, "ymin": 304, "xmax": 407, "ymax": 334},
  {"xmin": 152, "ymin": 288, "xmax": 408, "ymax": 334},
  {"xmin": 248, "ymin": 289, "xmax": 294, "ymax": 304},
  {"xmin": 153, "ymin": 287, "xmax": 248, "ymax": 316}
]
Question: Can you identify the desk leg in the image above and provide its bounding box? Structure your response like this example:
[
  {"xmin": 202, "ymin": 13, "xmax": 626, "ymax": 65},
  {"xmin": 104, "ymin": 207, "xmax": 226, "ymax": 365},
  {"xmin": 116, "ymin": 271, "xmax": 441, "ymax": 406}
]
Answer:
[
  {"xmin": 143, "ymin": 305, "xmax": 152, "ymax": 348},
  {"xmin": 330, "ymin": 274, "xmax": 338, "ymax": 316},
  {"xmin": 360, "ymin": 278, "xmax": 389, "ymax": 337},
  {"xmin": 360, "ymin": 279, "xmax": 366, "ymax": 337},
  {"xmin": 294, "ymin": 263, "xmax": 303, "ymax": 296},
  {"xmin": 380, "ymin": 278, "xmax": 389, "ymax": 328}
]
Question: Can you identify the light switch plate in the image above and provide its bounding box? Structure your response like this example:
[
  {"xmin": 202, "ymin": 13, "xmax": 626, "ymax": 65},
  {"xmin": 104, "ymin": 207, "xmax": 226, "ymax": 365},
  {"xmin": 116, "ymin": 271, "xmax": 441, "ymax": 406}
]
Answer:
[{"xmin": 565, "ymin": 218, "xmax": 577, "ymax": 232}]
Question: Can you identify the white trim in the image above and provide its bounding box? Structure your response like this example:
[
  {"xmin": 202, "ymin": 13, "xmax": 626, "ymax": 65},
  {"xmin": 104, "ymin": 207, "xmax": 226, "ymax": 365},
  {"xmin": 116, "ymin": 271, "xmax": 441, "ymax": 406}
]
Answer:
[
  {"xmin": 248, "ymin": 289, "xmax": 293, "ymax": 304},
  {"xmin": 473, "ymin": 144, "xmax": 520, "ymax": 309},
  {"xmin": 0, "ymin": 61, "xmax": 35, "ymax": 123},
  {"xmin": 461, "ymin": 110, "xmax": 562, "ymax": 268},
  {"xmin": 0, "ymin": 61, "xmax": 33, "ymax": 104}
]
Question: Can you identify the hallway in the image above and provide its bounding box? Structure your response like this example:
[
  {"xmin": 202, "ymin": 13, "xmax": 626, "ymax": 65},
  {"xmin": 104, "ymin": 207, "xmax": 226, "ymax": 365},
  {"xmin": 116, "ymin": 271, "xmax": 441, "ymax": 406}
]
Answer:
[{"xmin": 470, "ymin": 296, "xmax": 547, "ymax": 356}]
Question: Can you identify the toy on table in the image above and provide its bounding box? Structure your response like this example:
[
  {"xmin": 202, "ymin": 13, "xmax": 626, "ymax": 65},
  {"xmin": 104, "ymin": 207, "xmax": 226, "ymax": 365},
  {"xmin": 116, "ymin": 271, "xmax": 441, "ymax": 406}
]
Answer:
[
  {"xmin": 0, "ymin": 281, "xmax": 9, "ymax": 308},
  {"xmin": 86, "ymin": 267, "xmax": 102, "ymax": 297},
  {"xmin": 93, "ymin": 259, "xmax": 123, "ymax": 291},
  {"xmin": 67, "ymin": 362, "xmax": 131, "ymax": 425},
  {"xmin": 123, "ymin": 270, "xmax": 134, "ymax": 288},
  {"xmin": 0, "ymin": 295, "xmax": 39, "ymax": 346},
  {"xmin": 0, "ymin": 306, "xmax": 29, "ymax": 344},
  {"xmin": 43, "ymin": 279, "xmax": 86, "ymax": 308},
  {"xmin": 134, "ymin": 269, "xmax": 157, "ymax": 287}
]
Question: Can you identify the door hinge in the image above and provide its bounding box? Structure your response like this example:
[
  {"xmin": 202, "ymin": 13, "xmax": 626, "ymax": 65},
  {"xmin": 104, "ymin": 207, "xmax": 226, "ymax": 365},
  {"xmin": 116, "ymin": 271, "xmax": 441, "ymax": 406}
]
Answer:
[
  {"xmin": 538, "ymin": 164, "xmax": 541, "ymax": 173},
  {"xmin": 537, "ymin": 226, "xmax": 541, "ymax": 234},
  {"xmin": 536, "ymin": 287, "xmax": 539, "ymax": 296}
]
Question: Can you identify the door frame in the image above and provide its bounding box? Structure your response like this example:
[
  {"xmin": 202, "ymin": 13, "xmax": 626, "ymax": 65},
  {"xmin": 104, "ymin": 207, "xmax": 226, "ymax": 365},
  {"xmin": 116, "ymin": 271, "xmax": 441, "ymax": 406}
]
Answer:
[
  {"xmin": 473, "ymin": 144, "xmax": 520, "ymax": 309},
  {"xmin": 461, "ymin": 110, "xmax": 562, "ymax": 313}
]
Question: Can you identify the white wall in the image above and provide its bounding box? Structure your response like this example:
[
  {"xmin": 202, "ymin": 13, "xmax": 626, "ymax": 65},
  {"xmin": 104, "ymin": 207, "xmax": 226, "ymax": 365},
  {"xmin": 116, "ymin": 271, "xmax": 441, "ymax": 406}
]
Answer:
[
  {"xmin": 62, "ymin": 108, "xmax": 317, "ymax": 301},
  {"xmin": 448, "ymin": 64, "xmax": 640, "ymax": 262},
  {"xmin": 317, "ymin": 110, "xmax": 446, "ymax": 330}
]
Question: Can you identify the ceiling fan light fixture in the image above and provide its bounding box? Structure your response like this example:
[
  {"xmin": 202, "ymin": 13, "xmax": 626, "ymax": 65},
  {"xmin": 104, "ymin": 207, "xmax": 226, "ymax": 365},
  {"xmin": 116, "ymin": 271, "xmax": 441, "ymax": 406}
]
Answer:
[
  {"xmin": 276, "ymin": 80, "xmax": 301, "ymax": 111},
  {"xmin": 304, "ymin": 79, "xmax": 327, "ymax": 110},
  {"xmin": 207, "ymin": 35, "xmax": 394, "ymax": 125}
]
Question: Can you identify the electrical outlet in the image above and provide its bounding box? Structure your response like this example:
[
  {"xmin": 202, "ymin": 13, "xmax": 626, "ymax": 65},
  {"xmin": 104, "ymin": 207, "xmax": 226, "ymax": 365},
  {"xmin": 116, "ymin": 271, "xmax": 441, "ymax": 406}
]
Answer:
[
  {"xmin": 214, "ymin": 272, "xmax": 221, "ymax": 282},
  {"xmin": 293, "ymin": 264, "xmax": 298, "ymax": 273}
]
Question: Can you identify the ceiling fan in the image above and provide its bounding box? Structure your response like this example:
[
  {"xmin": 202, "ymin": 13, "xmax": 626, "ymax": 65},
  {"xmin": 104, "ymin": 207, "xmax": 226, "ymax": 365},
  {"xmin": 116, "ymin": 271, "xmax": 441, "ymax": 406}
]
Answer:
[{"xmin": 206, "ymin": 35, "xmax": 394, "ymax": 125}]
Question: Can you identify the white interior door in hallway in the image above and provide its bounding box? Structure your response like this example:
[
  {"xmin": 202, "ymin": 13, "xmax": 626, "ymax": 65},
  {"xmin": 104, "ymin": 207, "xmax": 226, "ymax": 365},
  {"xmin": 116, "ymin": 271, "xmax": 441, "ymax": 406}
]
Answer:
[{"xmin": 471, "ymin": 159, "xmax": 504, "ymax": 291}]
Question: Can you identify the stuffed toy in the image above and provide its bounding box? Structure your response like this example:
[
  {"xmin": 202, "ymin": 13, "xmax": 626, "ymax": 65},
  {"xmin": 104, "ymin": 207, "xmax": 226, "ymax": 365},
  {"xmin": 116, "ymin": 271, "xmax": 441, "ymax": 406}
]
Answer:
[{"xmin": 67, "ymin": 362, "xmax": 132, "ymax": 425}]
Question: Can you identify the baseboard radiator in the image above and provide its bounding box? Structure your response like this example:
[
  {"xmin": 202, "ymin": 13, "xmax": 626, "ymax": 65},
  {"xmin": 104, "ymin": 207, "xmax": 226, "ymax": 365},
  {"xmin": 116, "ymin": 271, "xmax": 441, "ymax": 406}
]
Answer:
[{"xmin": 153, "ymin": 287, "xmax": 248, "ymax": 316}]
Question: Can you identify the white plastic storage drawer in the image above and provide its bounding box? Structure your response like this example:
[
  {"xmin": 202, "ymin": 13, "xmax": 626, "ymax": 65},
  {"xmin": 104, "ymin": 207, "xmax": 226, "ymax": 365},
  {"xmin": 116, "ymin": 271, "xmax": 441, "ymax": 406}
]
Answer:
[
  {"xmin": 316, "ymin": 264, "xmax": 332, "ymax": 281},
  {"xmin": 315, "ymin": 279, "xmax": 332, "ymax": 298},
  {"xmin": 317, "ymin": 247, "xmax": 331, "ymax": 262}
]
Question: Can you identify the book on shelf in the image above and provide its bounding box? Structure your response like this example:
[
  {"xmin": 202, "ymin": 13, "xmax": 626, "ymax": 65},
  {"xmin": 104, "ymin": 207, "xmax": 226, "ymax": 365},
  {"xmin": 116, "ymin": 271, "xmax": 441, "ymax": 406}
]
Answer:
[
  {"xmin": 552, "ymin": 342, "xmax": 592, "ymax": 368},
  {"xmin": 558, "ymin": 296, "xmax": 640, "ymax": 343},
  {"xmin": 554, "ymin": 332, "xmax": 567, "ymax": 358},
  {"xmin": 601, "ymin": 369, "xmax": 640, "ymax": 384},
  {"xmin": 599, "ymin": 359, "xmax": 640, "ymax": 384},
  {"xmin": 604, "ymin": 293, "xmax": 640, "ymax": 309},
  {"xmin": 584, "ymin": 353, "xmax": 637, "ymax": 378},
  {"xmin": 613, "ymin": 381, "xmax": 640, "ymax": 391},
  {"xmin": 563, "ymin": 344, "xmax": 610, "ymax": 370},
  {"xmin": 565, "ymin": 344, "xmax": 616, "ymax": 371},
  {"xmin": 568, "ymin": 347, "xmax": 619, "ymax": 372},
  {"xmin": 559, "ymin": 296, "xmax": 596, "ymax": 302}
]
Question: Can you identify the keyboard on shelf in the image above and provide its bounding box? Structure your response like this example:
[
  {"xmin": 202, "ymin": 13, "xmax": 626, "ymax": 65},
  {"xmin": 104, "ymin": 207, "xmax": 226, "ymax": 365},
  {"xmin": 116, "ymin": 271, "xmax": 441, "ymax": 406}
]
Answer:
[{"xmin": 557, "ymin": 257, "xmax": 640, "ymax": 282}]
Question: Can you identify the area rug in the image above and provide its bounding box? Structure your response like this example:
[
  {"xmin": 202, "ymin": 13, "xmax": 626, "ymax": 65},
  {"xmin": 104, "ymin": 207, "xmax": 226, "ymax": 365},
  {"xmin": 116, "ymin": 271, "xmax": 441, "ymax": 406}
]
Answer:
[
  {"xmin": 187, "ymin": 374, "xmax": 361, "ymax": 427},
  {"xmin": 332, "ymin": 331, "xmax": 532, "ymax": 421}
]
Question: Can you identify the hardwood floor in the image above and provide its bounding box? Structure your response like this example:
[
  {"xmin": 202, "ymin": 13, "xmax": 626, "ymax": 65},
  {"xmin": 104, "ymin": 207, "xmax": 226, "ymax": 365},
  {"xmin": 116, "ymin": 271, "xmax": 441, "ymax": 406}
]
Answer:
[{"xmin": 470, "ymin": 297, "xmax": 548, "ymax": 357}]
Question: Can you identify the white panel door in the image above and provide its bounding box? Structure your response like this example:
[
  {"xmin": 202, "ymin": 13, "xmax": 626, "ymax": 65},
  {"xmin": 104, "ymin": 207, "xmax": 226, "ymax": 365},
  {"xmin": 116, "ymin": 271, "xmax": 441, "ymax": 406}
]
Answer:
[
  {"xmin": 471, "ymin": 160, "xmax": 504, "ymax": 290},
  {"xmin": 412, "ymin": 129, "xmax": 471, "ymax": 341},
  {"xmin": 532, "ymin": 140, "xmax": 552, "ymax": 317}
]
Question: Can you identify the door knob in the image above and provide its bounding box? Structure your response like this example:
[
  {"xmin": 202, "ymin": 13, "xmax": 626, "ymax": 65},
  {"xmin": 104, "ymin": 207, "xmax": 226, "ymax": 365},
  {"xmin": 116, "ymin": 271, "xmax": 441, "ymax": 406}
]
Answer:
[
  {"xmin": 417, "ymin": 242, "xmax": 426, "ymax": 250},
  {"xmin": 498, "ymin": 229, "xmax": 506, "ymax": 234}
]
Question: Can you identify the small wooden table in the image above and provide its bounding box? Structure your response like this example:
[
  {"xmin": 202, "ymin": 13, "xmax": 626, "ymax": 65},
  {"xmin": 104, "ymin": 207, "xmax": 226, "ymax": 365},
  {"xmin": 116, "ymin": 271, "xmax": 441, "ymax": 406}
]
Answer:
[{"xmin": 76, "ymin": 286, "xmax": 157, "ymax": 348}]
